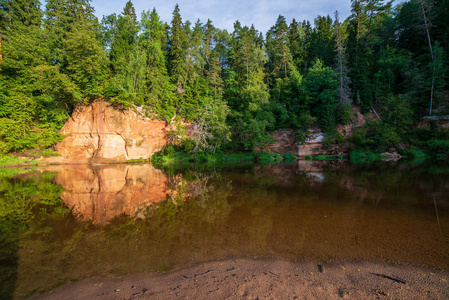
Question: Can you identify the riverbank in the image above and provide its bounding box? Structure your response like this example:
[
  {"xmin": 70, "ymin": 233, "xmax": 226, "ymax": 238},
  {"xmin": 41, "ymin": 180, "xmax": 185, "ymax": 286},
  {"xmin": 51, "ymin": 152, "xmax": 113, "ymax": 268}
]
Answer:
[{"xmin": 29, "ymin": 258, "xmax": 449, "ymax": 300}]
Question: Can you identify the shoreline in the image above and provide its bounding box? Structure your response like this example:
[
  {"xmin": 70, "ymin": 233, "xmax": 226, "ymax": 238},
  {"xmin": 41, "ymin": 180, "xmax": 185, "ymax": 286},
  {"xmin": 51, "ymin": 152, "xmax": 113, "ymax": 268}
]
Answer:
[{"xmin": 28, "ymin": 258, "xmax": 449, "ymax": 300}]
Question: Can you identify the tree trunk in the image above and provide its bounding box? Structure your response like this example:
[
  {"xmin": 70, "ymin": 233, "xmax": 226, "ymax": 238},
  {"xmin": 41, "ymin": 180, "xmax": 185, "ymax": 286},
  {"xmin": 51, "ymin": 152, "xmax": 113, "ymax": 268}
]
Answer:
[
  {"xmin": 421, "ymin": 2, "xmax": 435, "ymax": 115},
  {"xmin": 282, "ymin": 32, "xmax": 287, "ymax": 78}
]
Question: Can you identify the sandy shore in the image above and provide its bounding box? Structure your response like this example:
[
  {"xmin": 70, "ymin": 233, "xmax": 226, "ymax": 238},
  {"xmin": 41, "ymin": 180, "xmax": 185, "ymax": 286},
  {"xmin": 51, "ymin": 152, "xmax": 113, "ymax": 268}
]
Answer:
[{"xmin": 29, "ymin": 258, "xmax": 448, "ymax": 300}]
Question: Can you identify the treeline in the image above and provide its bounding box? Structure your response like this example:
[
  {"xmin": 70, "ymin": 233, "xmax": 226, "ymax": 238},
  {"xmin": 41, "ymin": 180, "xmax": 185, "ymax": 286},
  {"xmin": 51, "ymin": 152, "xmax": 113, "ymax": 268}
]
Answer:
[{"xmin": 0, "ymin": 0, "xmax": 448, "ymax": 155}]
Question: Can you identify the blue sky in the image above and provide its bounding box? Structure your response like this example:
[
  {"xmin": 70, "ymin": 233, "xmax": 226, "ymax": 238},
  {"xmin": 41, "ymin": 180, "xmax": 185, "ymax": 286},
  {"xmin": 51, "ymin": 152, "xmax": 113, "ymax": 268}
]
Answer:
[{"xmin": 91, "ymin": 0, "xmax": 399, "ymax": 34}]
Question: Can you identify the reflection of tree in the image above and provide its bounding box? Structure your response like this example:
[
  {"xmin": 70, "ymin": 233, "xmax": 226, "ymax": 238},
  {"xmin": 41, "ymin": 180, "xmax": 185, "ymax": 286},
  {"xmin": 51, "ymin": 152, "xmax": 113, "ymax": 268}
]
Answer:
[
  {"xmin": 4, "ymin": 163, "xmax": 449, "ymax": 298},
  {"xmin": 163, "ymin": 170, "xmax": 232, "ymax": 223},
  {"xmin": 0, "ymin": 172, "xmax": 66, "ymax": 299}
]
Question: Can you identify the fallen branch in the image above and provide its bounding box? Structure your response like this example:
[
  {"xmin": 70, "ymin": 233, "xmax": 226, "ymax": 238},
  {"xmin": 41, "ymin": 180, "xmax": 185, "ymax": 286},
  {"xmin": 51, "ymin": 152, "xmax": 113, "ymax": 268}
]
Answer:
[
  {"xmin": 370, "ymin": 272, "xmax": 407, "ymax": 284},
  {"xmin": 194, "ymin": 270, "xmax": 214, "ymax": 278}
]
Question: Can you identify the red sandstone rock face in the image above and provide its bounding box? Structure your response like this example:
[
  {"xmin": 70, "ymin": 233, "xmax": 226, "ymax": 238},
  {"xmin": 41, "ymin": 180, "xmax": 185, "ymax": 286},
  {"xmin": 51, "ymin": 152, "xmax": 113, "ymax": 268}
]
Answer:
[
  {"xmin": 50, "ymin": 101, "xmax": 168, "ymax": 163},
  {"xmin": 258, "ymin": 107, "xmax": 366, "ymax": 157}
]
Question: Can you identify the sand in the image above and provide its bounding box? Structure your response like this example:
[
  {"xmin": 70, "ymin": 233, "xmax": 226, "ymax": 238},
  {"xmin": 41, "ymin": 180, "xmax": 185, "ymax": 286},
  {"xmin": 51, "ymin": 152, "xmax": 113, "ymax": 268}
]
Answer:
[{"xmin": 29, "ymin": 258, "xmax": 449, "ymax": 300}]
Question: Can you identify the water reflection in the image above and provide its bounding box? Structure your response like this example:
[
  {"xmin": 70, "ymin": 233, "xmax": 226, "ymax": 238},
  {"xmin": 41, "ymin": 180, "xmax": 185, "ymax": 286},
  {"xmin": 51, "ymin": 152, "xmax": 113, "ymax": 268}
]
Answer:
[
  {"xmin": 1, "ymin": 161, "xmax": 448, "ymax": 298},
  {"xmin": 45, "ymin": 164, "xmax": 175, "ymax": 224}
]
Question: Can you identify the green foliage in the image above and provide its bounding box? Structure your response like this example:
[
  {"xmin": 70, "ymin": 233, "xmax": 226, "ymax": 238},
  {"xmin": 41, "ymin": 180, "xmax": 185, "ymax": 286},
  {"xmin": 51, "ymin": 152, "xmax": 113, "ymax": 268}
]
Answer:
[
  {"xmin": 0, "ymin": 154, "xmax": 35, "ymax": 166},
  {"xmin": 308, "ymin": 15, "xmax": 336, "ymax": 67},
  {"xmin": 64, "ymin": 20, "xmax": 107, "ymax": 98},
  {"xmin": 349, "ymin": 150, "xmax": 388, "ymax": 162},
  {"xmin": 306, "ymin": 59, "xmax": 339, "ymax": 131},
  {"xmin": 242, "ymin": 117, "xmax": 276, "ymax": 151},
  {"xmin": 322, "ymin": 129, "xmax": 343, "ymax": 148},
  {"xmin": 152, "ymin": 150, "xmax": 290, "ymax": 166},
  {"xmin": 32, "ymin": 65, "xmax": 81, "ymax": 105},
  {"xmin": 0, "ymin": 172, "xmax": 66, "ymax": 298},
  {"xmin": 337, "ymin": 104, "xmax": 352, "ymax": 125},
  {"xmin": 425, "ymin": 139, "xmax": 449, "ymax": 157},
  {"xmin": 283, "ymin": 152, "xmax": 296, "ymax": 162},
  {"xmin": 266, "ymin": 15, "xmax": 294, "ymax": 81},
  {"xmin": 1, "ymin": 0, "xmax": 448, "ymax": 158},
  {"xmin": 313, "ymin": 154, "xmax": 343, "ymax": 161},
  {"xmin": 381, "ymin": 94, "xmax": 414, "ymax": 129},
  {"xmin": 349, "ymin": 120, "xmax": 400, "ymax": 152}
]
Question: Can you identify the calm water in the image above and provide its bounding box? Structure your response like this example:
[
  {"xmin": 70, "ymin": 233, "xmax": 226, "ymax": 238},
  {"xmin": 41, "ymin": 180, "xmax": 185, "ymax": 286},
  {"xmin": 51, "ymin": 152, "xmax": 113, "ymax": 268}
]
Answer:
[{"xmin": 1, "ymin": 161, "xmax": 449, "ymax": 298}]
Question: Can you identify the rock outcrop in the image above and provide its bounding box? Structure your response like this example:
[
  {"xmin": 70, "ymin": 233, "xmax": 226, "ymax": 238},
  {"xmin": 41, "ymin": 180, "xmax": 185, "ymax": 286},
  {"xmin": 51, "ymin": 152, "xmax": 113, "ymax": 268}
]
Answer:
[
  {"xmin": 258, "ymin": 108, "xmax": 366, "ymax": 157},
  {"xmin": 48, "ymin": 101, "xmax": 169, "ymax": 164}
]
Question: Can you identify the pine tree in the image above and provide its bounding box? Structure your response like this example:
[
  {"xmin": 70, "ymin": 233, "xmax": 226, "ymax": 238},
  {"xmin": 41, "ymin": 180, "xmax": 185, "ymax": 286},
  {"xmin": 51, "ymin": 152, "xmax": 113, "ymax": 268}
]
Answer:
[
  {"xmin": 309, "ymin": 15, "xmax": 336, "ymax": 67},
  {"xmin": 334, "ymin": 11, "xmax": 351, "ymax": 105},
  {"xmin": 0, "ymin": 0, "xmax": 43, "ymax": 79},
  {"xmin": 168, "ymin": 4, "xmax": 187, "ymax": 91},
  {"xmin": 0, "ymin": 1, "xmax": 8, "ymax": 61},
  {"xmin": 100, "ymin": 13, "xmax": 118, "ymax": 52},
  {"xmin": 288, "ymin": 19, "xmax": 306, "ymax": 71},
  {"xmin": 186, "ymin": 19, "xmax": 205, "ymax": 83},
  {"xmin": 202, "ymin": 21, "xmax": 224, "ymax": 101},
  {"xmin": 306, "ymin": 59, "xmax": 339, "ymax": 130},
  {"xmin": 123, "ymin": 0, "xmax": 137, "ymax": 24},
  {"xmin": 109, "ymin": 1, "xmax": 139, "ymax": 75},
  {"xmin": 140, "ymin": 8, "xmax": 175, "ymax": 119},
  {"xmin": 0, "ymin": 0, "xmax": 69, "ymax": 153},
  {"xmin": 266, "ymin": 15, "xmax": 293, "ymax": 82},
  {"xmin": 347, "ymin": 0, "xmax": 392, "ymax": 109},
  {"xmin": 45, "ymin": 0, "xmax": 98, "ymax": 68},
  {"xmin": 44, "ymin": 0, "xmax": 106, "ymax": 98},
  {"xmin": 63, "ymin": 19, "xmax": 107, "ymax": 98},
  {"xmin": 202, "ymin": 19, "xmax": 215, "ymax": 68}
]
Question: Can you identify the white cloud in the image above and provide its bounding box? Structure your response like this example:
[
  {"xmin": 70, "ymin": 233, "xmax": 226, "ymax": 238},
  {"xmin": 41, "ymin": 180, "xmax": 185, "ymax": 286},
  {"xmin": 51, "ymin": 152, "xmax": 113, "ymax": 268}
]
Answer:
[{"xmin": 92, "ymin": 0, "xmax": 395, "ymax": 34}]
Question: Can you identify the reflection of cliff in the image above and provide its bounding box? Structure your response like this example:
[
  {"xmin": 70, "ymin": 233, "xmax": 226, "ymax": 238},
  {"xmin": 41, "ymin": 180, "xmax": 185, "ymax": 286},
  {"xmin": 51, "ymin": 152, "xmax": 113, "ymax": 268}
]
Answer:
[
  {"xmin": 47, "ymin": 164, "xmax": 172, "ymax": 224},
  {"xmin": 251, "ymin": 161, "xmax": 396, "ymax": 204}
]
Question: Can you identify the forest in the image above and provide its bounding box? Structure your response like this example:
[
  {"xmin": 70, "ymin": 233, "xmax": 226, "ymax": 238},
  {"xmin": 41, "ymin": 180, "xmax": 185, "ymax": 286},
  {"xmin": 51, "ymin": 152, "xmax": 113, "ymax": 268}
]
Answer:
[{"xmin": 0, "ymin": 0, "xmax": 448, "ymax": 158}]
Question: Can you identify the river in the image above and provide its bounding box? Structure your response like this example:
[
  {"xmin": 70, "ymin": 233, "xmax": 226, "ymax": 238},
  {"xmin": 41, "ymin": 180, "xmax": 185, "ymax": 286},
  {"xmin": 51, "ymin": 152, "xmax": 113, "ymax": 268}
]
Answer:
[{"xmin": 1, "ymin": 160, "xmax": 448, "ymax": 298}]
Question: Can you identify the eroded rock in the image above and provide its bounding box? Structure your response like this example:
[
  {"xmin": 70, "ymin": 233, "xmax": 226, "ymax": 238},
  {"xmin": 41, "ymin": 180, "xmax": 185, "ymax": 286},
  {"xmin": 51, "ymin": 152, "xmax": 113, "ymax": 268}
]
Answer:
[
  {"xmin": 47, "ymin": 101, "xmax": 169, "ymax": 164},
  {"xmin": 259, "ymin": 107, "xmax": 366, "ymax": 157}
]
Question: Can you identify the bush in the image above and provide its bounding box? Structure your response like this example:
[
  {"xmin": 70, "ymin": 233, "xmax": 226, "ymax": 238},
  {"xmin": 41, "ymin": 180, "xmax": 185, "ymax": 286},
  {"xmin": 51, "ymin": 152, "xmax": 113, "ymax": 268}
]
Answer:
[
  {"xmin": 349, "ymin": 150, "xmax": 388, "ymax": 161},
  {"xmin": 381, "ymin": 94, "xmax": 414, "ymax": 129},
  {"xmin": 337, "ymin": 104, "xmax": 353, "ymax": 125},
  {"xmin": 284, "ymin": 152, "xmax": 296, "ymax": 162},
  {"xmin": 180, "ymin": 138, "xmax": 195, "ymax": 153},
  {"xmin": 426, "ymin": 139, "xmax": 449, "ymax": 155},
  {"xmin": 349, "ymin": 120, "xmax": 399, "ymax": 152}
]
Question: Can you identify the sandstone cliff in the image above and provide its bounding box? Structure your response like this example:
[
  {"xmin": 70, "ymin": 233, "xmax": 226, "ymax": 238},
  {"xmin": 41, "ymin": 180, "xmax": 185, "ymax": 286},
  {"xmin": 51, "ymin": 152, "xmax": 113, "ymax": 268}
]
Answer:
[
  {"xmin": 257, "ymin": 108, "xmax": 366, "ymax": 156},
  {"xmin": 48, "ymin": 101, "xmax": 168, "ymax": 164}
]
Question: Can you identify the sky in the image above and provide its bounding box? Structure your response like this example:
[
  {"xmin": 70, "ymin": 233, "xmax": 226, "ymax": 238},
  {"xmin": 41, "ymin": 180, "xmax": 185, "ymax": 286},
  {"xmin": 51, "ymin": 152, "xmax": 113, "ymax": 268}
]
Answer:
[{"xmin": 90, "ymin": 0, "xmax": 375, "ymax": 35}]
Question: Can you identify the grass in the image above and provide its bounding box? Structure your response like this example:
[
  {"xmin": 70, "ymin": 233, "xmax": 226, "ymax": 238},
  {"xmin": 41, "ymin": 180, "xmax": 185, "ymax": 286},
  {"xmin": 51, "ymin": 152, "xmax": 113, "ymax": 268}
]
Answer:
[{"xmin": 0, "ymin": 154, "xmax": 37, "ymax": 166}]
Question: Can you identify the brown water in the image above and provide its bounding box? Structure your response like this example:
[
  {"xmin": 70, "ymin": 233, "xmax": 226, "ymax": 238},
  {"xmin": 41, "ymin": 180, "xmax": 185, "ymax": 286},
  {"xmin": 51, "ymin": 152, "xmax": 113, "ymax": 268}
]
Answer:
[{"xmin": 1, "ymin": 161, "xmax": 449, "ymax": 298}]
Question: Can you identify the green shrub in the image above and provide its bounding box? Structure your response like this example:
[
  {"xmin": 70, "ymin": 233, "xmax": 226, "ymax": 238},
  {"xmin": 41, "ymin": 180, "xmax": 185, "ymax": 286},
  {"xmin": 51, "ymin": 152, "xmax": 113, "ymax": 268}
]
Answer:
[
  {"xmin": 349, "ymin": 120, "xmax": 399, "ymax": 152},
  {"xmin": 349, "ymin": 150, "xmax": 388, "ymax": 161},
  {"xmin": 314, "ymin": 155, "xmax": 328, "ymax": 161},
  {"xmin": 284, "ymin": 152, "xmax": 296, "ymax": 162},
  {"xmin": 180, "ymin": 138, "xmax": 195, "ymax": 153},
  {"xmin": 426, "ymin": 139, "xmax": 449, "ymax": 154},
  {"xmin": 338, "ymin": 104, "xmax": 353, "ymax": 125}
]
